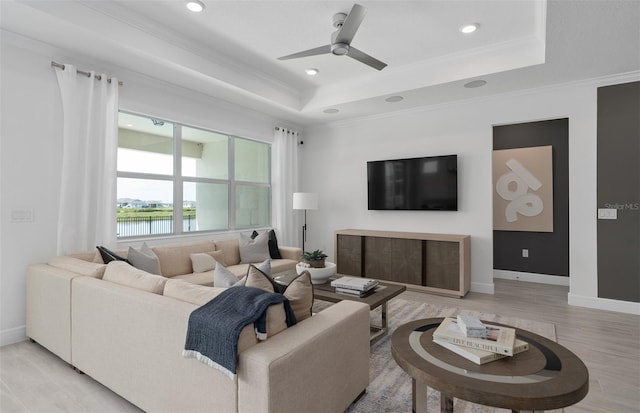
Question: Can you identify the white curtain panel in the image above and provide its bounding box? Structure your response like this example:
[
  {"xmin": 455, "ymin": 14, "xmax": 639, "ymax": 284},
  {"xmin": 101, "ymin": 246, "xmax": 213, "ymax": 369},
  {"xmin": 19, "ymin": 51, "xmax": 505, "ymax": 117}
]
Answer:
[
  {"xmin": 54, "ymin": 64, "xmax": 119, "ymax": 254},
  {"xmin": 271, "ymin": 127, "xmax": 300, "ymax": 247}
]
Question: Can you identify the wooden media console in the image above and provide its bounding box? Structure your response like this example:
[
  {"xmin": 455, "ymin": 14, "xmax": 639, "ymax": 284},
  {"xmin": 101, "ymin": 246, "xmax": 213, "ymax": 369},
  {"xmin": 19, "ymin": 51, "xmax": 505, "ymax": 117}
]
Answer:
[{"xmin": 335, "ymin": 229, "xmax": 470, "ymax": 298}]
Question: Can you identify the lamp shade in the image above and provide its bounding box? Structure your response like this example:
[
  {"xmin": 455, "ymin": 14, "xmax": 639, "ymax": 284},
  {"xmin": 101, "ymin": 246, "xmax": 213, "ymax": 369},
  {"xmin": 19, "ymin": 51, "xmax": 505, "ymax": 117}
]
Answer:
[{"xmin": 293, "ymin": 192, "xmax": 318, "ymax": 210}]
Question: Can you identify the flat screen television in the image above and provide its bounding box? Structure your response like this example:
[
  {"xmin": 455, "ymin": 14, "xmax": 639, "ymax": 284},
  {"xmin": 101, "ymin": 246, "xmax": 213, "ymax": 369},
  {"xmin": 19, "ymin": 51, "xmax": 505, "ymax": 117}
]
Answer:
[{"xmin": 367, "ymin": 154, "xmax": 458, "ymax": 211}]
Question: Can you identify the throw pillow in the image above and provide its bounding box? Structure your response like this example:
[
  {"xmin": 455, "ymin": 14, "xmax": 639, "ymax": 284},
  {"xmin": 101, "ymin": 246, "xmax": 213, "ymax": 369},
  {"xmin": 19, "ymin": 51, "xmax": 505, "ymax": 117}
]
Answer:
[
  {"xmin": 213, "ymin": 263, "xmax": 241, "ymax": 288},
  {"xmin": 251, "ymin": 230, "xmax": 283, "ymax": 259},
  {"xmin": 190, "ymin": 253, "xmax": 216, "ymax": 273},
  {"xmin": 214, "ymin": 258, "xmax": 272, "ymax": 288},
  {"xmin": 282, "ymin": 271, "xmax": 314, "ymax": 322},
  {"xmin": 207, "ymin": 250, "xmax": 226, "ymax": 267},
  {"xmin": 267, "ymin": 229, "xmax": 283, "ymax": 259},
  {"xmin": 239, "ymin": 231, "xmax": 270, "ymax": 263},
  {"xmin": 96, "ymin": 246, "xmax": 128, "ymax": 264},
  {"xmin": 190, "ymin": 249, "xmax": 228, "ymax": 273},
  {"xmin": 127, "ymin": 243, "xmax": 162, "ymax": 275},
  {"xmin": 244, "ymin": 264, "xmax": 276, "ymax": 292}
]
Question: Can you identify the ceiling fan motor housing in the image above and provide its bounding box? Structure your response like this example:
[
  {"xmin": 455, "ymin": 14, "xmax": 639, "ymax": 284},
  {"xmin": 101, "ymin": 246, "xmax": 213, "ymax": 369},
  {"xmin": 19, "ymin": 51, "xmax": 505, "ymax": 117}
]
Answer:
[{"xmin": 331, "ymin": 43, "xmax": 350, "ymax": 55}]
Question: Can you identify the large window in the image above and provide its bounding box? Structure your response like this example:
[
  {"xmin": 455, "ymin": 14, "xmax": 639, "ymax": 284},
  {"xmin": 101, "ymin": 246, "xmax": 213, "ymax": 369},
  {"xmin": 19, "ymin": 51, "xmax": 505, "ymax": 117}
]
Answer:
[{"xmin": 116, "ymin": 112, "xmax": 270, "ymax": 238}]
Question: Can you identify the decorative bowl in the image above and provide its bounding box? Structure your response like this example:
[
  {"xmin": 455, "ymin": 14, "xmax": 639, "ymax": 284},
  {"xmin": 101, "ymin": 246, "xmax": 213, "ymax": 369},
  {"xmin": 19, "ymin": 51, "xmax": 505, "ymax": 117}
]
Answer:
[{"xmin": 296, "ymin": 261, "xmax": 336, "ymax": 284}]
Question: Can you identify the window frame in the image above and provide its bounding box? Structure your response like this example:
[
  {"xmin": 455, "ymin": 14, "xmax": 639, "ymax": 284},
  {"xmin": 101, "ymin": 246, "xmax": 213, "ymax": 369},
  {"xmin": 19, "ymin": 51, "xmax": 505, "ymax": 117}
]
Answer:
[{"xmin": 117, "ymin": 111, "xmax": 271, "ymax": 239}]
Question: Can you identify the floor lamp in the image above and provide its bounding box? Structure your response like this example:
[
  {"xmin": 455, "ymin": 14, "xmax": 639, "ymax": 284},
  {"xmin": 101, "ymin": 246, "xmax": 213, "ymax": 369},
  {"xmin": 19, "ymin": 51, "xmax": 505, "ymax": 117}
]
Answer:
[{"xmin": 293, "ymin": 192, "xmax": 318, "ymax": 252}]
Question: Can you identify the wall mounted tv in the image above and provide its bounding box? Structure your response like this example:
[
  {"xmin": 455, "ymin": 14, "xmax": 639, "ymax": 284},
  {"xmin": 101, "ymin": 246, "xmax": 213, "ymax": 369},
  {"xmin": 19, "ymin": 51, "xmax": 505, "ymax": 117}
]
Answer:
[{"xmin": 367, "ymin": 154, "xmax": 458, "ymax": 211}]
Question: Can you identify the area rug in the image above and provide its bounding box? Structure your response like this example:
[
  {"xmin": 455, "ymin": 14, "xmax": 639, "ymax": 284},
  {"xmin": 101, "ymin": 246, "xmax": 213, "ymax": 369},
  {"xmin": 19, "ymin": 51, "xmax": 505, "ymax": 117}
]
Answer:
[{"xmin": 313, "ymin": 298, "xmax": 560, "ymax": 413}]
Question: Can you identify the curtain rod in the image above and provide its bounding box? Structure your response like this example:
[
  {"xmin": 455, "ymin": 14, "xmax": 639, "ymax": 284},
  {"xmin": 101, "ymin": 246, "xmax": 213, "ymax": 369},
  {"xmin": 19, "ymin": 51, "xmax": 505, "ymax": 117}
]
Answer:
[
  {"xmin": 51, "ymin": 61, "xmax": 123, "ymax": 86},
  {"xmin": 274, "ymin": 126, "xmax": 298, "ymax": 134}
]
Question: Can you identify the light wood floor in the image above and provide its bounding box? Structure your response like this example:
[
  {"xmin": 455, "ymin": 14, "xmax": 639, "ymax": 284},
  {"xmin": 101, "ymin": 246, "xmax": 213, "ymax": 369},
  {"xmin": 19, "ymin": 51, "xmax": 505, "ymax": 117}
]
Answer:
[{"xmin": 2, "ymin": 279, "xmax": 639, "ymax": 412}]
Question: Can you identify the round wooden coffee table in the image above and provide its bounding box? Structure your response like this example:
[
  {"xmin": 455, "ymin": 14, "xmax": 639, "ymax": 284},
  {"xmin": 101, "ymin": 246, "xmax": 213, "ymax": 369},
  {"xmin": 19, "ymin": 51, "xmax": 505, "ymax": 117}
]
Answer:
[{"xmin": 391, "ymin": 318, "xmax": 589, "ymax": 413}]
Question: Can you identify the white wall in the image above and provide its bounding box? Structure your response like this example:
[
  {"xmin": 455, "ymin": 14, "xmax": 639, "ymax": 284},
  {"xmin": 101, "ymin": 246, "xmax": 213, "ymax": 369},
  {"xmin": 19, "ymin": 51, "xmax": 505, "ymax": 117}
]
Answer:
[
  {"xmin": 300, "ymin": 72, "xmax": 640, "ymax": 315},
  {"xmin": 0, "ymin": 32, "xmax": 296, "ymax": 346},
  {"xmin": 3, "ymin": 31, "xmax": 638, "ymax": 346}
]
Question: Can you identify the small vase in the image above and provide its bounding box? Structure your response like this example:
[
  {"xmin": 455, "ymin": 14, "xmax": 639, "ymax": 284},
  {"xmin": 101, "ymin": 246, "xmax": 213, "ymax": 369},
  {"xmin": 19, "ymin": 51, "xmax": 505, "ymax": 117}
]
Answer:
[{"xmin": 308, "ymin": 259, "xmax": 325, "ymax": 268}]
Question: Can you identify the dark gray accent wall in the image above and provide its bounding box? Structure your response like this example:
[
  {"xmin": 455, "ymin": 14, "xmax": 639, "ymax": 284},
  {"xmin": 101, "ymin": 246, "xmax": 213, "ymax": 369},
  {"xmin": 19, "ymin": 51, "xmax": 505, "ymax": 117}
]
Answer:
[
  {"xmin": 597, "ymin": 81, "xmax": 640, "ymax": 303},
  {"xmin": 493, "ymin": 119, "xmax": 569, "ymax": 276}
]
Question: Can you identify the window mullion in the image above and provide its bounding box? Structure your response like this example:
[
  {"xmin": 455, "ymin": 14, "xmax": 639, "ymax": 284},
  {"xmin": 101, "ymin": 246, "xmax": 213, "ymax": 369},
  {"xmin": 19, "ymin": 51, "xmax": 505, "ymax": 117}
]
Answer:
[
  {"xmin": 174, "ymin": 123, "xmax": 183, "ymax": 235},
  {"xmin": 228, "ymin": 136, "xmax": 236, "ymax": 231}
]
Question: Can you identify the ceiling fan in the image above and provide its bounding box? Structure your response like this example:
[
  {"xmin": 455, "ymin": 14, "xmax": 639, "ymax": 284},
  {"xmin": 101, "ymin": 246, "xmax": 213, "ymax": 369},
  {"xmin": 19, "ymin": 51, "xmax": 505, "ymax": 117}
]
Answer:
[{"xmin": 278, "ymin": 4, "xmax": 387, "ymax": 71}]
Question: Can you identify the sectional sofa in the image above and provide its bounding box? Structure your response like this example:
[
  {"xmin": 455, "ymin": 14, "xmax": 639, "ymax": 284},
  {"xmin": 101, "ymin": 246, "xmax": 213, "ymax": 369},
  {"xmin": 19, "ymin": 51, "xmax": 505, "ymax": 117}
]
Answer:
[{"xmin": 26, "ymin": 237, "xmax": 371, "ymax": 413}]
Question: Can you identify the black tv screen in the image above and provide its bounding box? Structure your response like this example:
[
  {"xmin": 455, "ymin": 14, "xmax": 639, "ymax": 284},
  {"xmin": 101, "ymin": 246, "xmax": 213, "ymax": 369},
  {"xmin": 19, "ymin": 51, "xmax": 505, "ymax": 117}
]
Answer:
[{"xmin": 367, "ymin": 155, "xmax": 458, "ymax": 211}]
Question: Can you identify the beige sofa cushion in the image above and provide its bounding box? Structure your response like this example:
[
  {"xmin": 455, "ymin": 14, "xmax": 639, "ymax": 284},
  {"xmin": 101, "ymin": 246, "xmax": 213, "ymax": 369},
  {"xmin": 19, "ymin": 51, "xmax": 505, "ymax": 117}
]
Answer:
[
  {"xmin": 48, "ymin": 256, "xmax": 107, "ymax": 278},
  {"xmin": 103, "ymin": 261, "xmax": 167, "ymax": 294},
  {"xmin": 214, "ymin": 238, "xmax": 241, "ymax": 266},
  {"xmin": 190, "ymin": 250, "xmax": 226, "ymax": 272},
  {"xmin": 163, "ymin": 279, "xmax": 225, "ymax": 306},
  {"xmin": 172, "ymin": 271, "xmax": 215, "ymax": 286},
  {"xmin": 152, "ymin": 240, "xmax": 216, "ymax": 277}
]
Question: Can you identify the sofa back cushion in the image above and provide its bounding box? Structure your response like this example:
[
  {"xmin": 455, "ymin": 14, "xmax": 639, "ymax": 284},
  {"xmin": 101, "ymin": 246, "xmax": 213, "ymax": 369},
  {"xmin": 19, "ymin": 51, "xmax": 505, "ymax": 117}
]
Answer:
[
  {"xmin": 214, "ymin": 238, "xmax": 241, "ymax": 266},
  {"xmin": 103, "ymin": 261, "xmax": 167, "ymax": 294},
  {"xmin": 163, "ymin": 279, "xmax": 225, "ymax": 306},
  {"xmin": 152, "ymin": 240, "xmax": 216, "ymax": 277},
  {"xmin": 49, "ymin": 256, "xmax": 107, "ymax": 278}
]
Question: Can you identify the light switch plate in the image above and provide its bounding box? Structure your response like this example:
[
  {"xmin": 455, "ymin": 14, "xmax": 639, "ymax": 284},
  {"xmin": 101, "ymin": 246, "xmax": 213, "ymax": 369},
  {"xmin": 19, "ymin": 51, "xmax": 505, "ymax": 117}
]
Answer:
[{"xmin": 597, "ymin": 208, "xmax": 617, "ymax": 220}]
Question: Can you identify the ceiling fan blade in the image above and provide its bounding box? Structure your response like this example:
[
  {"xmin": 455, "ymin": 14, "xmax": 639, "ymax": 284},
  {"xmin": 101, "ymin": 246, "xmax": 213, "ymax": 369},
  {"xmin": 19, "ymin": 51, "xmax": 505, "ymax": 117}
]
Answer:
[
  {"xmin": 334, "ymin": 4, "xmax": 366, "ymax": 45},
  {"xmin": 278, "ymin": 45, "xmax": 331, "ymax": 60},
  {"xmin": 347, "ymin": 46, "xmax": 387, "ymax": 71}
]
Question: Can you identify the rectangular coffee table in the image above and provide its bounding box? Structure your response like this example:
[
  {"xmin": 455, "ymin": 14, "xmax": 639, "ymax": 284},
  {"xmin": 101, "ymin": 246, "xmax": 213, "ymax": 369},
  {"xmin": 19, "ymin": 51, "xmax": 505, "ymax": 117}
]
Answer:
[
  {"xmin": 274, "ymin": 271, "xmax": 406, "ymax": 344},
  {"xmin": 314, "ymin": 279, "xmax": 406, "ymax": 344}
]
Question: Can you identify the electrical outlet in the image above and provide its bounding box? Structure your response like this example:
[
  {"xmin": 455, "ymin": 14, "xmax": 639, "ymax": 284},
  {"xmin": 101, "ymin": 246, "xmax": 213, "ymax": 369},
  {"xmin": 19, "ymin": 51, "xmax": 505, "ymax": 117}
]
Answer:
[{"xmin": 522, "ymin": 249, "xmax": 529, "ymax": 258}]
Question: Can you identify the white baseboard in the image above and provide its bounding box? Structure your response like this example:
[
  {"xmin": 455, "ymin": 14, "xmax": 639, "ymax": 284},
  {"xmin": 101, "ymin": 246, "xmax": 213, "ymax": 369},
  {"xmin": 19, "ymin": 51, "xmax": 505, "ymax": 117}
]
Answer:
[
  {"xmin": 568, "ymin": 293, "xmax": 640, "ymax": 315},
  {"xmin": 493, "ymin": 270, "xmax": 570, "ymax": 286},
  {"xmin": 470, "ymin": 282, "xmax": 495, "ymax": 295},
  {"xmin": 1, "ymin": 325, "xmax": 26, "ymax": 347}
]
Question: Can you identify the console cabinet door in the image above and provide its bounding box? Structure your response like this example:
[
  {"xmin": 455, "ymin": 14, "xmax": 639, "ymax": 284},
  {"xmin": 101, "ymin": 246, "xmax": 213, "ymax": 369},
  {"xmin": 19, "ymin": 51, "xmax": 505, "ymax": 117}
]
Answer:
[
  {"xmin": 389, "ymin": 238, "xmax": 423, "ymax": 285},
  {"xmin": 425, "ymin": 241, "xmax": 460, "ymax": 291},
  {"xmin": 364, "ymin": 237, "xmax": 392, "ymax": 280},
  {"xmin": 336, "ymin": 235, "xmax": 362, "ymax": 276},
  {"xmin": 363, "ymin": 237, "xmax": 422, "ymax": 284}
]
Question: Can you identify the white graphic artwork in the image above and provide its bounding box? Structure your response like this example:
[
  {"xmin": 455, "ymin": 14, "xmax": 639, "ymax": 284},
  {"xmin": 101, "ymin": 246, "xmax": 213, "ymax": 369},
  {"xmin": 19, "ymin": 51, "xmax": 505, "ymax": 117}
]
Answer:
[
  {"xmin": 496, "ymin": 159, "xmax": 544, "ymax": 222},
  {"xmin": 492, "ymin": 145, "xmax": 553, "ymax": 232}
]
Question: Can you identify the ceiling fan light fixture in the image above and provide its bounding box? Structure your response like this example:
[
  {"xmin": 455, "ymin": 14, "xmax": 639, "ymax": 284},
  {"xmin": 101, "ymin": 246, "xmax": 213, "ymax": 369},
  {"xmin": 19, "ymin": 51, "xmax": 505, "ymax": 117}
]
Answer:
[
  {"xmin": 186, "ymin": 1, "xmax": 205, "ymax": 12},
  {"xmin": 460, "ymin": 23, "xmax": 479, "ymax": 34},
  {"xmin": 331, "ymin": 43, "xmax": 349, "ymax": 56},
  {"xmin": 305, "ymin": 68, "xmax": 319, "ymax": 76}
]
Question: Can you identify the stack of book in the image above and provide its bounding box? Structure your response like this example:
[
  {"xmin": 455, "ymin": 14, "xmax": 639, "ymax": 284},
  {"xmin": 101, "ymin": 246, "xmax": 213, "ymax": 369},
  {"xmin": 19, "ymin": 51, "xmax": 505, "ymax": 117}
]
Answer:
[
  {"xmin": 432, "ymin": 316, "xmax": 529, "ymax": 365},
  {"xmin": 330, "ymin": 276, "xmax": 379, "ymax": 297}
]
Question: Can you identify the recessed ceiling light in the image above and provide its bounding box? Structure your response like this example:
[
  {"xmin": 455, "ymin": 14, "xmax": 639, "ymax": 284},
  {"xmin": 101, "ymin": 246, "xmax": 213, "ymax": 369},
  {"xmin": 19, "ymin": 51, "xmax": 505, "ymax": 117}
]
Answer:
[
  {"xmin": 464, "ymin": 79, "xmax": 487, "ymax": 88},
  {"xmin": 460, "ymin": 23, "xmax": 479, "ymax": 34},
  {"xmin": 186, "ymin": 1, "xmax": 205, "ymax": 12},
  {"xmin": 323, "ymin": 108, "xmax": 339, "ymax": 114},
  {"xmin": 385, "ymin": 96, "xmax": 404, "ymax": 103},
  {"xmin": 305, "ymin": 68, "xmax": 319, "ymax": 76}
]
